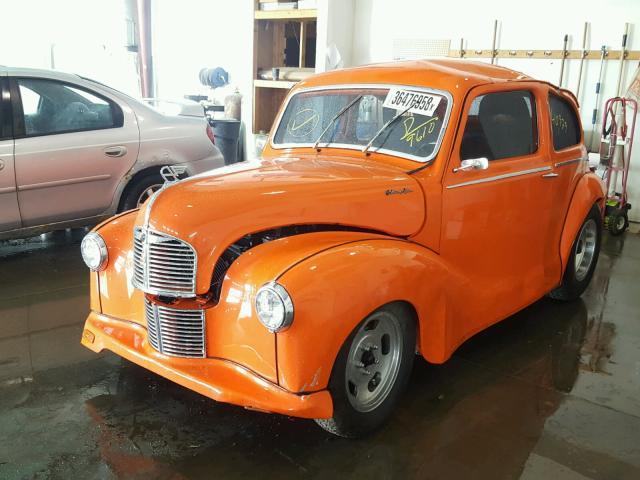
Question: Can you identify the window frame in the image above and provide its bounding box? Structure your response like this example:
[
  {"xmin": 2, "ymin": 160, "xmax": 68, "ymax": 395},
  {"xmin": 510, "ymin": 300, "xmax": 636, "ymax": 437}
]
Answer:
[
  {"xmin": 10, "ymin": 77, "xmax": 124, "ymax": 139},
  {"xmin": 0, "ymin": 77, "xmax": 13, "ymax": 140},
  {"xmin": 547, "ymin": 91, "xmax": 582, "ymax": 152},
  {"xmin": 270, "ymin": 83, "xmax": 454, "ymax": 164},
  {"xmin": 459, "ymin": 88, "xmax": 540, "ymax": 163}
]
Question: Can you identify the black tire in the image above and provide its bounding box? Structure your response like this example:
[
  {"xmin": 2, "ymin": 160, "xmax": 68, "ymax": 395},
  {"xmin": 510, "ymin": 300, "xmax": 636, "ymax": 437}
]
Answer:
[
  {"xmin": 118, "ymin": 173, "xmax": 165, "ymax": 212},
  {"xmin": 315, "ymin": 302, "xmax": 416, "ymax": 438},
  {"xmin": 549, "ymin": 204, "xmax": 602, "ymax": 301},
  {"xmin": 606, "ymin": 208, "xmax": 629, "ymax": 236}
]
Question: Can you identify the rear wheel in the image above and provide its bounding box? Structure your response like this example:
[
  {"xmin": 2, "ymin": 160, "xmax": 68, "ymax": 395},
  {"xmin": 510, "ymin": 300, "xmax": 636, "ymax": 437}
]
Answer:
[
  {"xmin": 118, "ymin": 173, "xmax": 164, "ymax": 212},
  {"xmin": 606, "ymin": 208, "xmax": 629, "ymax": 236},
  {"xmin": 549, "ymin": 204, "xmax": 601, "ymax": 301},
  {"xmin": 315, "ymin": 303, "xmax": 415, "ymax": 438}
]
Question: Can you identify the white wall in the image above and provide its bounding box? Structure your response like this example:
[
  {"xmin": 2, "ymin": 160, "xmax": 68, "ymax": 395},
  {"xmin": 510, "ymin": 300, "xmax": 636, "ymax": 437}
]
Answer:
[
  {"xmin": 351, "ymin": 0, "xmax": 640, "ymax": 221},
  {"xmin": 1, "ymin": 0, "xmax": 139, "ymax": 96},
  {"xmin": 152, "ymin": 0, "xmax": 255, "ymax": 157}
]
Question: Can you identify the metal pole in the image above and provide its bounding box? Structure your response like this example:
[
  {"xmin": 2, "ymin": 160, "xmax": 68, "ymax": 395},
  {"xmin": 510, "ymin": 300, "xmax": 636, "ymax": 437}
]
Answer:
[
  {"xmin": 576, "ymin": 22, "xmax": 589, "ymax": 98},
  {"xmin": 589, "ymin": 46, "xmax": 608, "ymax": 153},
  {"xmin": 615, "ymin": 23, "xmax": 630, "ymax": 96},
  {"xmin": 491, "ymin": 20, "xmax": 498, "ymax": 65},
  {"xmin": 559, "ymin": 34, "xmax": 569, "ymax": 87}
]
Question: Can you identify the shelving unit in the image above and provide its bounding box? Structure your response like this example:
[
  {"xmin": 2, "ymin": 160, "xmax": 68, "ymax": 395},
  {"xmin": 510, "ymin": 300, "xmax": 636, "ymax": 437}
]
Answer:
[{"xmin": 252, "ymin": 1, "xmax": 317, "ymax": 133}]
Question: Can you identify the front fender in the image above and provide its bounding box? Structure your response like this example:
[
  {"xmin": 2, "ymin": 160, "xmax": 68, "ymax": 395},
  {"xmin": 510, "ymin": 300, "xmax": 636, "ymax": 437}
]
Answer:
[
  {"xmin": 276, "ymin": 239, "xmax": 470, "ymax": 393},
  {"xmin": 559, "ymin": 173, "xmax": 605, "ymax": 274}
]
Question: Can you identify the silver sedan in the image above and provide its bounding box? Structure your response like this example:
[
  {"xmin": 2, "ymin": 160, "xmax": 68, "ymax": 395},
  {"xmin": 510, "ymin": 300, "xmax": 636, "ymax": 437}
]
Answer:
[{"xmin": 0, "ymin": 67, "xmax": 224, "ymax": 240}]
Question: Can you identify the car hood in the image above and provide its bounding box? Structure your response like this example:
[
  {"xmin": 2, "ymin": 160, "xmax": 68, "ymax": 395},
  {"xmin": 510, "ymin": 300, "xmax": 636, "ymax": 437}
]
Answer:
[{"xmin": 137, "ymin": 155, "xmax": 425, "ymax": 294}]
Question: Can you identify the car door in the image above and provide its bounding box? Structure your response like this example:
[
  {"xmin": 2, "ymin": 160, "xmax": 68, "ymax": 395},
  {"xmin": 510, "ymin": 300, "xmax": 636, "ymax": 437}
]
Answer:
[
  {"xmin": 0, "ymin": 75, "xmax": 21, "ymax": 232},
  {"xmin": 441, "ymin": 83, "xmax": 560, "ymax": 337},
  {"xmin": 11, "ymin": 76, "xmax": 139, "ymax": 227}
]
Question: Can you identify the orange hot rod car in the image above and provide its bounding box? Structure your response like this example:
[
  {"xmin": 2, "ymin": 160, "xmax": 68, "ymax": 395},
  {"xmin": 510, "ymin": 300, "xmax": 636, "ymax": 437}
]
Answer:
[{"xmin": 80, "ymin": 60, "xmax": 605, "ymax": 437}]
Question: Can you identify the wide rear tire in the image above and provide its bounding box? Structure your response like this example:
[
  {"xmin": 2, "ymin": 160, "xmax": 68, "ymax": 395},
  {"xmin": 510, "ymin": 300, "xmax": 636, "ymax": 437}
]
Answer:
[
  {"xmin": 549, "ymin": 204, "xmax": 602, "ymax": 301},
  {"xmin": 315, "ymin": 303, "xmax": 416, "ymax": 438}
]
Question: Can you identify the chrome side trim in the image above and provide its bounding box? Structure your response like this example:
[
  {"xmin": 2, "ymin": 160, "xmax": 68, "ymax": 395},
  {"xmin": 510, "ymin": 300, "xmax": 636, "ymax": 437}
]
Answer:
[
  {"xmin": 0, "ymin": 186, "xmax": 16, "ymax": 194},
  {"xmin": 446, "ymin": 166, "xmax": 552, "ymax": 189},
  {"xmin": 18, "ymin": 174, "xmax": 111, "ymax": 191},
  {"xmin": 554, "ymin": 158, "xmax": 586, "ymax": 168}
]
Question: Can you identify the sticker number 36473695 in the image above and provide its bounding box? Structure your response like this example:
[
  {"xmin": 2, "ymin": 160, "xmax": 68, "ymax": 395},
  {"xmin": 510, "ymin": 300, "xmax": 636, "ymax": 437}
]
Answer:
[{"xmin": 383, "ymin": 88, "xmax": 442, "ymax": 117}]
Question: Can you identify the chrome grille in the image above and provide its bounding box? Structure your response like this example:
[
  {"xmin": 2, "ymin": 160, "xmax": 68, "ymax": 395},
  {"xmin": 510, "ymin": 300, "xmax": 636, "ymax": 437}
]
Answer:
[
  {"xmin": 133, "ymin": 227, "xmax": 197, "ymax": 297},
  {"xmin": 145, "ymin": 299, "xmax": 206, "ymax": 357}
]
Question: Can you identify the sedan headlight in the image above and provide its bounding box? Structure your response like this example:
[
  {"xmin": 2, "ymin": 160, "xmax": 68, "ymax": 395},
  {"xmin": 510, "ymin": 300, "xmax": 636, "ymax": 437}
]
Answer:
[
  {"xmin": 255, "ymin": 282, "xmax": 294, "ymax": 332},
  {"xmin": 81, "ymin": 232, "xmax": 108, "ymax": 271}
]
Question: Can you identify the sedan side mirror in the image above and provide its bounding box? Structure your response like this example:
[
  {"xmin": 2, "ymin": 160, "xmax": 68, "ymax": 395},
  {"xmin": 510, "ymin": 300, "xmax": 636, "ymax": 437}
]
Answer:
[{"xmin": 453, "ymin": 157, "xmax": 489, "ymax": 173}]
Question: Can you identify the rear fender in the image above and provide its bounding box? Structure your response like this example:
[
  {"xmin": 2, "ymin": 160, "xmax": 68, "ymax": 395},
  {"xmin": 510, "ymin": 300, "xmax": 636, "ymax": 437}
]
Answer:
[
  {"xmin": 559, "ymin": 173, "xmax": 605, "ymax": 274},
  {"xmin": 276, "ymin": 238, "xmax": 469, "ymax": 393}
]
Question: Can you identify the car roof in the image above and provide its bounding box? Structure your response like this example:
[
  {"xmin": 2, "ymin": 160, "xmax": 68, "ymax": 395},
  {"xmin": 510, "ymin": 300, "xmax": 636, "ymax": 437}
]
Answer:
[
  {"xmin": 2, "ymin": 66, "xmax": 84, "ymax": 83},
  {"xmin": 295, "ymin": 59, "xmax": 534, "ymax": 96}
]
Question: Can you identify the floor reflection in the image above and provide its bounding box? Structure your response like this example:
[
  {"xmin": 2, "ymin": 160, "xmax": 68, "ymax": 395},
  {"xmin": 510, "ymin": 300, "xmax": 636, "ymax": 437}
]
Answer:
[{"xmin": 0, "ymin": 230, "xmax": 639, "ymax": 479}]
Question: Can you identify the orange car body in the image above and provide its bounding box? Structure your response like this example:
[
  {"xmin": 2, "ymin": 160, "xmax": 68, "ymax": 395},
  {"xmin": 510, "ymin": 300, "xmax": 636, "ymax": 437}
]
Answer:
[{"xmin": 81, "ymin": 60, "xmax": 605, "ymax": 419}]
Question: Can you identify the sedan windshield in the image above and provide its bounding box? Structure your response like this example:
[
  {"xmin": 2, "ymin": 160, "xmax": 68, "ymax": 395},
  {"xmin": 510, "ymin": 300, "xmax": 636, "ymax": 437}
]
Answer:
[{"xmin": 272, "ymin": 86, "xmax": 451, "ymax": 162}]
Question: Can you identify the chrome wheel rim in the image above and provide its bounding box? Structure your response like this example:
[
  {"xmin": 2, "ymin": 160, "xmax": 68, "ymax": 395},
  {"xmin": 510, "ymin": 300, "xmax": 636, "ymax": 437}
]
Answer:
[
  {"xmin": 137, "ymin": 184, "xmax": 163, "ymax": 206},
  {"xmin": 574, "ymin": 219, "xmax": 597, "ymax": 281},
  {"xmin": 345, "ymin": 311, "xmax": 402, "ymax": 412}
]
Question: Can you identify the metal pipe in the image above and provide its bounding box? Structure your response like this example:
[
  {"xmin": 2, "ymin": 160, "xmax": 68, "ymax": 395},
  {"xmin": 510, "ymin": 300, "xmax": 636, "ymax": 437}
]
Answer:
[
  {"xmin": 559, "ymin": 34, "xmax": 569, "ymax": 87},
  {"xmin": 589, "ymin": 46, "xmax": 608, "ymax": 153},
  {"xmin": 615, "ymin": 23, "xmax": 630, "ymax": 96},
  {"xmin": 576, "ymin": 22, "xmax": 589, "ymax": 98},
  {"xmin": 491, "ymin": 20, "xmax": 498, "ymax": 65}
]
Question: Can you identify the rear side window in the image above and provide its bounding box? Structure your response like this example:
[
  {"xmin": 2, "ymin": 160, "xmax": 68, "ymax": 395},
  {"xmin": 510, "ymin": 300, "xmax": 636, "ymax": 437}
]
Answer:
[
  {"xmin": 549, "ymin": 94, "xmax": 581, "ymax": 150},
  {"xmin": 461, "ymin": 90, "xmax": 537, "ymax": 161},
  {"xmin": 16, "ymin": 78, "xmax": 123, "ymax": 137}
]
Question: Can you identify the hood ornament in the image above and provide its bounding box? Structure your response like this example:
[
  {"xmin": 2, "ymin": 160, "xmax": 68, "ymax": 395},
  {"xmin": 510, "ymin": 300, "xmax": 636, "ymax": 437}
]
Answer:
[{"xmin": 160, "ymin": 165, "xmax": 188, "ymax": 184}]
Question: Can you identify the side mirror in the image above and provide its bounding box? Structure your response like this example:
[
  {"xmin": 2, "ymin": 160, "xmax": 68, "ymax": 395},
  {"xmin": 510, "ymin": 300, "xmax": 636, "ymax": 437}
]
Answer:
[{"xmin": 453, "ymin": 157, "xmax": 489, "ymax": 173}]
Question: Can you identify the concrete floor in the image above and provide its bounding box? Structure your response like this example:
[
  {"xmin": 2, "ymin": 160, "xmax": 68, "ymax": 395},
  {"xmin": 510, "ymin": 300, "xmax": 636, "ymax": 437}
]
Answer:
[{"xmin": 0, "ymin": 229, "xmax": 639, "ymax": 480}]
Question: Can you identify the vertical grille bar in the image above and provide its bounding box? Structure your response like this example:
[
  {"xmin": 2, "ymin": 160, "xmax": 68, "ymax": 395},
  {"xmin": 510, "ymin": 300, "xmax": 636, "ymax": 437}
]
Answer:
[{"xmin": 144, "ymin": 299, "xmax": 205, "ymax": 358}]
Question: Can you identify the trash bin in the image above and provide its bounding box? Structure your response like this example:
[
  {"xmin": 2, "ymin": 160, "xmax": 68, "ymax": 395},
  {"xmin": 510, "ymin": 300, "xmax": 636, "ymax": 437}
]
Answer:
[{"xmin": 211, "ymin": 119, "xmax": 241, "ymax": 164}]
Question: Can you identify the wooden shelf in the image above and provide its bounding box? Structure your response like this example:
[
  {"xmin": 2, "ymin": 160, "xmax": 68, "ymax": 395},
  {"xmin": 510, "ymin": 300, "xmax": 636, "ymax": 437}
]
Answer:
[
  {"xmin": 255, "ymin": 9, "xmax": 317, "ymax": 20},
  {"xmin": 254, "ymin": 79, "xmax": 297, "ymax": 89}
]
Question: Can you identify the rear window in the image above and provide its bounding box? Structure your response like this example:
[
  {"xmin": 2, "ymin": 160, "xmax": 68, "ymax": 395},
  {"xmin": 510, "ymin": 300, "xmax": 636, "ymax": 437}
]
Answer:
[
  {"xmin": 272, "ymin": 86, "xmax": 451, "ymax": 162},
  {"xmin": 549, "ymin": 94, "xmax": 581, "ymax": 150}
]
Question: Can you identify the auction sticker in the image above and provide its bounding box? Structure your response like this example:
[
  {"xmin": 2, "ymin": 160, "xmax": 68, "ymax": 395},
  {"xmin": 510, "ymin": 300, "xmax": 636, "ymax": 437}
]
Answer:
[{"xmin": 383, "ymin": 88, "xmax": 442, "ymax": 117}]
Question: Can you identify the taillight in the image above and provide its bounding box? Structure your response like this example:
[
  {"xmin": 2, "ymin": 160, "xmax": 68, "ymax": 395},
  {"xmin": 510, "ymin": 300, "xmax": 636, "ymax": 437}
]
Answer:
[{"xmin": 206, "ymin": 124, "xmax": 215, "ymax": 145}]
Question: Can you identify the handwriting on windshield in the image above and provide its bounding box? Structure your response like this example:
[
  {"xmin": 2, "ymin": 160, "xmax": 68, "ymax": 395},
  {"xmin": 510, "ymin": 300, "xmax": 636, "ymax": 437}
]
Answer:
[
  {"xmin": 400, "ymin": 116, "xmax": 439, "ymax": 147},
  {"xmin": 287, "ymin": 108, "xmax": 320, "ymax": 138},
  {"xmin": 552, "ymin": 114, "xmax": 568, "ymax": 132}
]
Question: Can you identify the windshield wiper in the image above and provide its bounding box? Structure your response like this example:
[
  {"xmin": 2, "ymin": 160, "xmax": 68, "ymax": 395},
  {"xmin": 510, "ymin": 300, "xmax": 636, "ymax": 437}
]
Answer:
[
  {"xmin": 362, "ymin": 104, "xmax": 413, "ymax": 155},
  {"xmin": 313, "ymin": 95, "xmax": 363, "ymax": 150}
]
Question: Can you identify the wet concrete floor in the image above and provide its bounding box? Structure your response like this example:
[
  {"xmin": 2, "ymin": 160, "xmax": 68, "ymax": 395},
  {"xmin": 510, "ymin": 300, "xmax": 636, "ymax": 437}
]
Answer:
[{"xmin": 0, "ymin": 229, "xmax": 639, "ymax": 479}]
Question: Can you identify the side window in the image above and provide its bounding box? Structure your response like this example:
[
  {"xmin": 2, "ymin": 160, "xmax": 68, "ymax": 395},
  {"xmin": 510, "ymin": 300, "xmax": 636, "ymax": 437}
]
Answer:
[
  {"xmin": 460, "ymin": 90, "xmax": 537, "ymax": 161},
  {"xmin": 16, "ymin": 78, "xmax": 122, "ymax": 137},
  {"xmin": 549, "ymin": 94, "xmax": 581, "ymax": 150}
]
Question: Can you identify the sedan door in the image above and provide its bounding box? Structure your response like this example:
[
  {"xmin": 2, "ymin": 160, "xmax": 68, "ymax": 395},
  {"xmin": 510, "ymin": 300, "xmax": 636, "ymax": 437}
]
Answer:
[
  {"xmin": 0, "ymin": 76, "xmax": 21, "ymax": 232},
  {"xmin": 441, "ymin": 83, "xmax": 560, "ymax": 338},
  {"xmin": 11, "ymin": 77, "xmax": 139, "ymax": 227}
]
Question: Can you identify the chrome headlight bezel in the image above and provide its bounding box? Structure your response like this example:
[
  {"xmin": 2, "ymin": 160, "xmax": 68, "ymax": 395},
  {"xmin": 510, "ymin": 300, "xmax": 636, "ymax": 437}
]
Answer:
[
  {"xmin": 255, "ymin": 282, "xmax": 294, "ymax": 333},
  {"xmin": 81, "ymin": 232, "xmax": 108, "ymax": 271}
]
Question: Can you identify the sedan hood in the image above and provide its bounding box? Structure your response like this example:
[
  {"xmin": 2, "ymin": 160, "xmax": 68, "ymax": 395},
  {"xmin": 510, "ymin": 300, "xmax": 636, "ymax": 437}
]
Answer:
[{"xmin": 138, "ymin": 156, "xmax": 425, "ymax": 294}]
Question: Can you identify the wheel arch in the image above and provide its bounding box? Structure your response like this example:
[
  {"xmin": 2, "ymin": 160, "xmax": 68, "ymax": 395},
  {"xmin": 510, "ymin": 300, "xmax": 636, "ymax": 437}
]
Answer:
[
  {"xmin": 275, "ymin": 238, "xmax": 463, "ymax": 393},
  {"xmin": 559, "ymin": 173, "xmax": 605, "ymax": 274},
  {"xmin": 116, "ymin": 165, "xmax": 168, "ymax": 211}
]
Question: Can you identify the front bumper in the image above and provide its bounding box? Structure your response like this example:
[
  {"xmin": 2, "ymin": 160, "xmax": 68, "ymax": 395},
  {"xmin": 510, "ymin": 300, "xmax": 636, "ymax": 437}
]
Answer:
[{"xmin": 81, "ymin": 311, "xmax": 332, "ymax": 419}]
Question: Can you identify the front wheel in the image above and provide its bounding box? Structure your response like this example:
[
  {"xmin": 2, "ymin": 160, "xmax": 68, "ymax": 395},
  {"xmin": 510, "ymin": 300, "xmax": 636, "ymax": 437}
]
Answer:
[
  {"xmin": 549, "ymin": 204, "xmax": 602, "ymax": 301},
  {"xmin": 315, "ymin": 303, "xmax": 416, "ymax": 438}
]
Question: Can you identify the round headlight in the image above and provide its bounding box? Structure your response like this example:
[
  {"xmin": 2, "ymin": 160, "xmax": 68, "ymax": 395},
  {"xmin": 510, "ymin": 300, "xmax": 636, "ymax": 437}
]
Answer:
[
  {"xmin": 255, "ymin": 282, "xmax": 294, "ymax": 332},
  {"xmin": 81, "ymin": 232, "xmax": 108, "ymax": 271}
]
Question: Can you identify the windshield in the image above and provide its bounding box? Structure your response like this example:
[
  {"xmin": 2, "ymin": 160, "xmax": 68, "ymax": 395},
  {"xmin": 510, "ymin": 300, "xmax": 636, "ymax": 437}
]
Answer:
[{"xmin": 272, "ymin": 86, "xmax": 451, "ymax": 162}]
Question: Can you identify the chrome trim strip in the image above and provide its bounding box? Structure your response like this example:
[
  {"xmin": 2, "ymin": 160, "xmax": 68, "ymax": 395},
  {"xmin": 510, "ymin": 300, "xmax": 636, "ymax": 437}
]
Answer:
[
  {"xmin": 18, "ymin": 174, "xmax": 111, "ymax": 191},
  {"xmin": 554, "ymin": 158, "xmax": 585, "ymax": 168},
  {"xmin": 446, "ymin": 166, "xmax": 552, "ymax": 189},
  {"xmin": 0, "ymin": 186, "xmax": 16, "ymax": 194},
  {"xmin": 269, "ymin": 83, "xmax": 454, "ymax": 164}
]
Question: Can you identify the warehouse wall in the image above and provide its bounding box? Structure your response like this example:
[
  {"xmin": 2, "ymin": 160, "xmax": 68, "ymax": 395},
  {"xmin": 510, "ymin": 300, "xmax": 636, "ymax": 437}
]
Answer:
[
  {"xmin": 1, "ymin": 0, "xmax": 138, "ymax": 95},
  {"xmin": 351, "ymin": 0, "xmax": 640, "ymax": 221}
]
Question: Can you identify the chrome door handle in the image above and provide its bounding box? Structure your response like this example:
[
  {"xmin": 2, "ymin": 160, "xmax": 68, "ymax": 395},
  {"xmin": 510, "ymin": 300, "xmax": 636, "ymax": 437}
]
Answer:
[
  {"xmin": 542, "ymin": 172, "xmax": 559, "ymax": 178},
  {"xmin": 104, "ymin": 146, "xmax": 127, "ymax": 157}
]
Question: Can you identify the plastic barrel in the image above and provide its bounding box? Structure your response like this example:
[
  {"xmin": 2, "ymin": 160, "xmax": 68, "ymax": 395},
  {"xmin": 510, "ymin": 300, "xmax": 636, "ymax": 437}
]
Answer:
[{"xmin": 211, "ymin": 119, "xmax": 241, "ymax": 164}]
